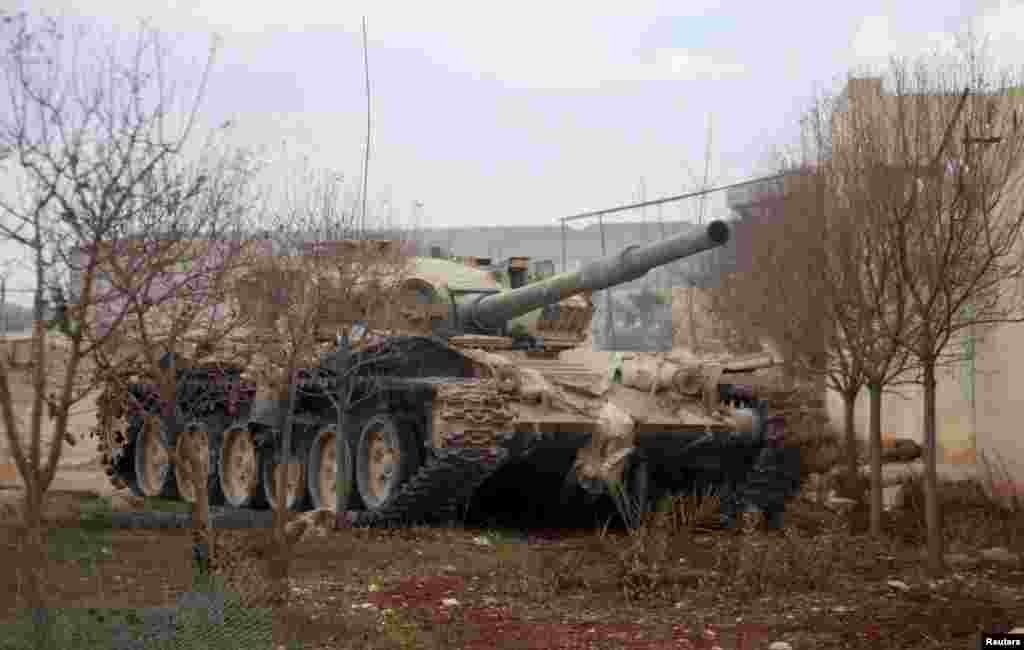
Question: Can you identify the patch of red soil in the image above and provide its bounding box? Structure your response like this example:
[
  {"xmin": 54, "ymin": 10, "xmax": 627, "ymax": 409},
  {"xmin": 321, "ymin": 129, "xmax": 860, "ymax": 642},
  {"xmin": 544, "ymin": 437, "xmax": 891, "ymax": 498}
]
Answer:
[
  {"xmin": 456, "ymin": 616, "xmax": 700, "ymax": 650},
  {"xmin": 367, "ymin": 574, "xmax": 467, "ymax": 611},
  {"xmin": 458, "ymin": 618, "xmax": 675, "ymax": 650},
  {"xmin": 365, "ymin": 574, "xmax": 768, "ymax": 650}
]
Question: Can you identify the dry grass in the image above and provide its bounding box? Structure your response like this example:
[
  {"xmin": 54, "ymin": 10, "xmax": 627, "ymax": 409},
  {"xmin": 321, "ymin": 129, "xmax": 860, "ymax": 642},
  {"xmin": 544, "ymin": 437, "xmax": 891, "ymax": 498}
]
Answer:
[{"xmin": 880, "ymin": 451, "xmax": 1024, "ymax": 555}]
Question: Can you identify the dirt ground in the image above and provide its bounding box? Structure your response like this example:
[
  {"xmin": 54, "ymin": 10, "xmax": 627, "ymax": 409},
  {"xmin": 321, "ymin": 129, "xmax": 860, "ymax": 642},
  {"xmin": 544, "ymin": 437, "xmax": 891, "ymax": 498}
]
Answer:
[{"xmin": 0, "ymin": 472, "xmax": 1021, "ymax": 649}]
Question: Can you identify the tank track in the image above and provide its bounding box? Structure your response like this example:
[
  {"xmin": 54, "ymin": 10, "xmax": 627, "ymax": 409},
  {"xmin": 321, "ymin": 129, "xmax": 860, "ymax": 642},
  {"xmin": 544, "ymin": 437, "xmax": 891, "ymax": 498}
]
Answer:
[
  {"xmin": 105, "ymin": 506, "xmax": 276, "ymax": 530},
  {"xmin": 348, "ymin": 378, "xmax": 514, "ymax": 527},
  {"xmin": 348, "ymin": 446, "xmax": 510, "ymax": 527},
  {"xmin": 96, "ymin": 414, "xmax": 142, "ymax": 492},
  {"xmin": 736, "ymin": 446, "xmax": 802, "ymax": 512},
  {"xmin": 715, "ymin": 446, "xmax": 801, "ymax": 529}
]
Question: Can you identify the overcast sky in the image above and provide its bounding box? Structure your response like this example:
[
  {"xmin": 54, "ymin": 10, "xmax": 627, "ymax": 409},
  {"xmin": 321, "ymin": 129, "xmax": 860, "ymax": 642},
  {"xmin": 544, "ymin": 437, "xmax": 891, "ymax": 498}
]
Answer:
[{"xmin": 1, "ymin": 1, "xmax": 1022, "ymax": 303}]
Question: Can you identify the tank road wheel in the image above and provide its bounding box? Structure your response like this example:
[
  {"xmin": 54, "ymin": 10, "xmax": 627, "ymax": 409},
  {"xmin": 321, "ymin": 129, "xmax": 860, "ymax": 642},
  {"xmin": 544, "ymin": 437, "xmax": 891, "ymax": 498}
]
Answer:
[
  {"xmin": 263, "ymin": 447, "xmax": 310, "ymax": 512},
  {"xmin": 306, "ymin": 424, "xmax": 357, "ymax": 512},
  {"xmin": 175, "ymin": 420, "xmax": 226, "ymax": 506},
  {"xmin": 113, "ymin": 415, "xmax": 147, "ymax": 497},
  {"xmin": 218, "ymin": 423, "xmax": 267, "ymax": 509},
  {"xmin": 612, "ymin": 453, "xmax": 651, "ymax": 529},
  {"xmin": 134, "ymin": 415, "xmax": 179, "ymax": 499},
  {"xmin": 356, "ymin": 414, "xmax": 421, "ymax": 512}
]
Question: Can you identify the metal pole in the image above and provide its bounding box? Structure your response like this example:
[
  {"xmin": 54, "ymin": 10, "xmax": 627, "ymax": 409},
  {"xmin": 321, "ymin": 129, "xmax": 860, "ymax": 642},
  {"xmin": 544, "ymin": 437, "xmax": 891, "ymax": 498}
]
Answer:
[
  {"xmin": 598, "ymin": 214, "xmax": 615, "ymax": 349},
  {"xmin": 640, "ymin": 177, "xmax": 649, "ymax": 290},
  {"xmin": 359, "ymin": 17, "xmax": 372, "ymax": 234},
  {"xmin": 639, "ymin": 177, "xmax": 647, "ymax": 224},
  {"xmin": 656, "ymin": 203, "xmax": 666, "ymax": 289},
  {"xmin": 560, "ymin": 221, "xmax": 567, "ymax": 273}
]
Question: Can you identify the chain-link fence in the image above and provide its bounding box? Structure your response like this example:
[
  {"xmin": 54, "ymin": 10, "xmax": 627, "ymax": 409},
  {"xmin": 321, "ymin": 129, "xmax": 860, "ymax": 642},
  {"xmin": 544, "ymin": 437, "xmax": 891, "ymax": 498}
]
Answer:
[
  {"xmin": 559, "ymin": 211, "xmax": 719, "ymax": 352},
  {"xmin": 563, "ymin": 219, "xmax": 677, "ymax": 352},
  {"xmin": 558, "ymin": 174, "xmax": 787, "ymax": 352}
]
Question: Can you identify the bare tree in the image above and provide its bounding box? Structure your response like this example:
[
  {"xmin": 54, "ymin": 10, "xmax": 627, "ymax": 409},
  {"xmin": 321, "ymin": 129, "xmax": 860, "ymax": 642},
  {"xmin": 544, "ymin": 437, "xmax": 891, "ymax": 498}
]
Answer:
[
  {"xmin": 238, "ymin": 163, "xmax": 416, "ymax": 604},
  {"xmin": 87, "ymin": 140, "xmax": 263, "ymax": 577},
  {"xmin": 713, "ymin": 44, "xmax": 1024, "ymax": 567},
  {"xmin": 802, "ymin": 82, "xmax": 921, "ymax": 536},
  {"xmin": 709, "ymin": 159, "xmax": 873, "ymax": 498},
  {"xmin": 0, "ymin": 11, "xmax": 219, "ymax": 620},
  {"xmin": 859, "ymin": 49, "xmax": 1024, "ymax": 573}
]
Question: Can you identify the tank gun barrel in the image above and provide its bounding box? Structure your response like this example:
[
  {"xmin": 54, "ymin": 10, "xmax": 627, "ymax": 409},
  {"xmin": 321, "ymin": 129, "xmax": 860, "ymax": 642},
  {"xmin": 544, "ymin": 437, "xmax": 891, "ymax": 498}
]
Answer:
[{"xmin": 459, "ymin": 219, "xmax": 730, "ymax": 331}]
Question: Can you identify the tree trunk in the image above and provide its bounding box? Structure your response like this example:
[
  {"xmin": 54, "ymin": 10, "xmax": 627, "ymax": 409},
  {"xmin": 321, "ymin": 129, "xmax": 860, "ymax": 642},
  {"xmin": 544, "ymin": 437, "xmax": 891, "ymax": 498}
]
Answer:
[
  {"xmin": 268, "ymin": 370, "xmax": 295, "ymax": 605},
  {"xmin": 868, "ymin": 382, "xmax": 883, "ymax": 537},
  {"xmin": 20, "ymin": 485, "xmax": 53, "ymax": 646},
  {"xmin": 20, "ymin": 487, "xmax": 45, "ymax": 602},
  {"xmin": 195, "ymin": 485, "xmax": 210, "ymax": 558},
  {"xmin": 842, "ymin": 390, "xmax": 860, "ymax": 498},
  {"xmin": 922, "ymin": 357, "xmax": 944, "ymax": 575},
  {"xmin": 189, "ymin": 450, "xmax": 213, "ymax": 579},
  {"xmin": 268, "ymin": 465, "xmax": 291, "ymax": 605}
]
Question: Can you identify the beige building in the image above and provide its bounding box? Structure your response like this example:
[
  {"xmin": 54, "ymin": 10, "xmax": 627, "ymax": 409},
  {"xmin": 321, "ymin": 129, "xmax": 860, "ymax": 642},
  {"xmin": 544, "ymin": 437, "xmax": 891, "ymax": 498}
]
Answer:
[{"xmin": 823, "ymin": 78, "xmax": 1024, "ymax": 494}]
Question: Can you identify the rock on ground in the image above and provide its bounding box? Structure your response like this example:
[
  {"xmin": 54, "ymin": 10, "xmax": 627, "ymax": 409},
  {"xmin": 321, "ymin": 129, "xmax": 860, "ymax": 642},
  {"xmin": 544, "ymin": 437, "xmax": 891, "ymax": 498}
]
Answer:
[
  {"xmin": 824, "ymin": 496, "xmax": 858, "ymax": 512},
  {"xmin": 110, "ymin": 494, "xmax": 146, "ymax": 512},
  {"xmin": 979, "ymin": 547, "xmax": 1020, "ymax": 567},
  {"xmin": 283, "ymin": 508, "xmax": 336, "ymax": 546},
  {"xmin": 945, "ymin": 553, "xmax": 980, "ymax": 568}
]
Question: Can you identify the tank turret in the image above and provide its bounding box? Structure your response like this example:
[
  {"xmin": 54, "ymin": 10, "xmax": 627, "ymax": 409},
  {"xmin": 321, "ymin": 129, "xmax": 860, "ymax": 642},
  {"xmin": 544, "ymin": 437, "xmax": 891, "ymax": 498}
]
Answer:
[{"xmin": 453, "ymin": 220, "xmax": 729, "ymax": 334}]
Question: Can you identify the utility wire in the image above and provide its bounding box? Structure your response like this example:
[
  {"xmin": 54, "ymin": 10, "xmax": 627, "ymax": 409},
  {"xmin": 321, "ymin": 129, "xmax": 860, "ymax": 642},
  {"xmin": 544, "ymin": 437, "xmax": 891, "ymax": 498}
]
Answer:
[{"xmin": 558, "ymin": 172, "xmax": 790, "ymax": 223}]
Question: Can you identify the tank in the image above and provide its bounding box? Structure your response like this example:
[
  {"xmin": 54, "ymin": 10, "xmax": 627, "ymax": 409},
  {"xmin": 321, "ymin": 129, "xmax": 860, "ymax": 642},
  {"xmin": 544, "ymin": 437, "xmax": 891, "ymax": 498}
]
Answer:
[{"xmin": 96, "ymin": 219, "xmax": 800, "ymax": 529}]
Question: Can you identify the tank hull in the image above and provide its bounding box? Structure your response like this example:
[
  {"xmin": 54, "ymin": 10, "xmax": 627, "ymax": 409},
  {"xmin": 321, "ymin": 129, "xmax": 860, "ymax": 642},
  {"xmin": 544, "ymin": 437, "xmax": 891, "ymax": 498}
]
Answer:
[{"xmin": 96, "ymin": 336, "xmax": 800, "ymax": 530}]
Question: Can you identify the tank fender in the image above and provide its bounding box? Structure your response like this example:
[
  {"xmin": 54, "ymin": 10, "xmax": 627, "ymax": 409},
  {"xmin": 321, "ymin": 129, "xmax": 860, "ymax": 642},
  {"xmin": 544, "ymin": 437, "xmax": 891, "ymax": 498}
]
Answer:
[
  {"xmin": 572, "ymin": 401, "xmax": 637, "ymax": 492},
  {"xmin": 248, "ymin": 384, "xmax": 288, "ymax": 430},
  {"xmin": 575, "ymin": 446, "xmax": 643, "ymax": 497}
]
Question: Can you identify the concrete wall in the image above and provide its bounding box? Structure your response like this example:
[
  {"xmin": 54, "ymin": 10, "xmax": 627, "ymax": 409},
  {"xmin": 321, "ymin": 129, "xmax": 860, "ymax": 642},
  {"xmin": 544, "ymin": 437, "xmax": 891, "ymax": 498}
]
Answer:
[
  {"xmin": 820, "ymin": 78, "xmax": 1024, "ymax": 496},
  {"xmin": 825, "ymin": 319, "xmax": 1024, "ymax": 494}
]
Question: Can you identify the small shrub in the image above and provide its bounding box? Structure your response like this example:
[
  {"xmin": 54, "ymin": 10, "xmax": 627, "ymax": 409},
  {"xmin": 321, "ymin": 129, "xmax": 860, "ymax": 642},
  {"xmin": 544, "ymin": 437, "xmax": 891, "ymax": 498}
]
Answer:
[
  {"xmin": 589, "ymin": 495, "xmax": 720, "ymax": 604},
  {"xmin": 380, "ymin": 607, "xmax": 420, "ymax": 650},
  {"xmin": 656, "ymin": 489, "xmax": 722, "ymax": 534},
  {"xmin": 977, "ymin": 450, "xmax": 1024, "ymax": 513},
  {"xmin": 714, "ymin": 527, "xmax": 846, "ymax": 600},
  {"xmin": 538, "ymin": 547, "xmax": 589, "ymax": 595},
  {"xmin": 886, "ymin": 455, "xmax": 1024, "ymax": 551}
]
